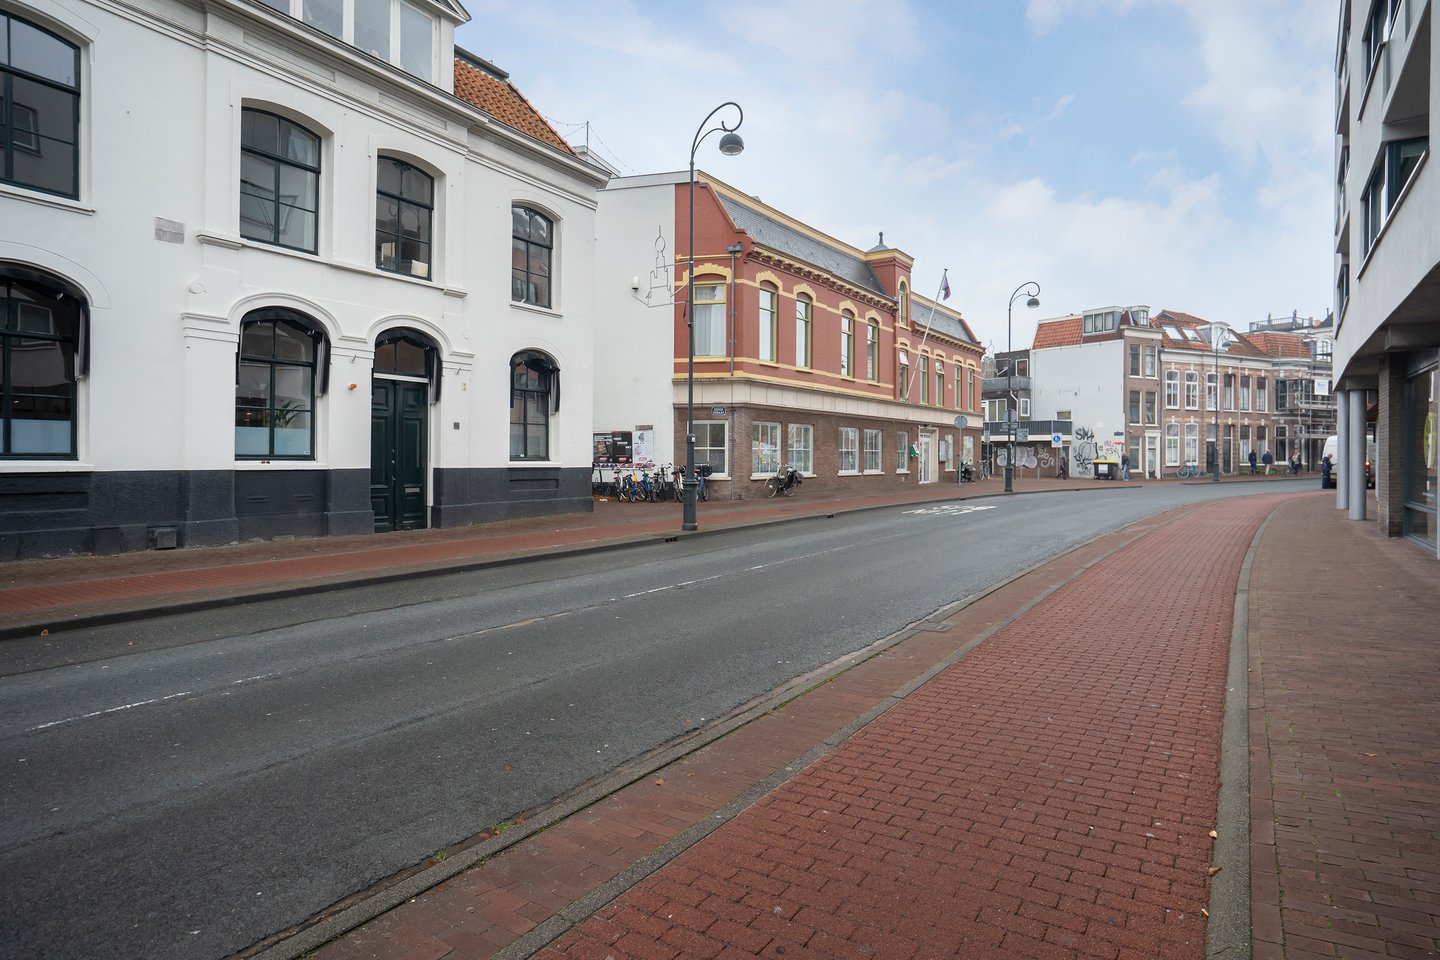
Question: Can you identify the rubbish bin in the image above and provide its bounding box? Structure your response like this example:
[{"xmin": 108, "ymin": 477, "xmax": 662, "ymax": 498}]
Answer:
[{"xmin": 1093, "ymin": 459, "xmax": 1117, "ymax": 480}]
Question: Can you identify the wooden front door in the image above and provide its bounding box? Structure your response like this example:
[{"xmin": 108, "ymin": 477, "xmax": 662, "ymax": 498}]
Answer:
[{"xmin": 371, "ymin": 379, "xmax": 428, "ymax": 532}]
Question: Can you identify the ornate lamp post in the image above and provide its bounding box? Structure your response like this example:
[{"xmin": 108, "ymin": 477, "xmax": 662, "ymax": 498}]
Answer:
[
  {"xmin": 683, "ymin": 102, "xmax": 744, "ymax": 532},
  {"xmin": 1209, "ymin": 325, "xmax": 1229, "ymax": 482},
  {"xmin": 1005, "ymin": 282, "xmax": 1040, "ymax": 493}
]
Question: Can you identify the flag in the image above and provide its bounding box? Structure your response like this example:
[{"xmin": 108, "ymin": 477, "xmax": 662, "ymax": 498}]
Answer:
[{"xmin": 940, "ymin": 271, "xmax": 951, "ymax": 301}]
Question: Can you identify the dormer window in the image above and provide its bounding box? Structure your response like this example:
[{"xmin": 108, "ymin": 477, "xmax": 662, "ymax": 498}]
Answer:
[
  {"xmin": 1129, "ymin": 307, "xmax": 1150, "ymax": 326},
  {"xmin": 1082, "ymin": 310, "xmax": 1119, "ymax": 334},
  {"xmin": 257, "ymin": 0, "xmax": 437, "ymax": 82}
]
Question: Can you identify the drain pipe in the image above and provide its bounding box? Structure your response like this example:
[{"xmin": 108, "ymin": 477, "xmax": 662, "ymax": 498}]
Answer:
[{"xmin": 726, "ymin": 243, "xmax": 743, "ymax": 375}]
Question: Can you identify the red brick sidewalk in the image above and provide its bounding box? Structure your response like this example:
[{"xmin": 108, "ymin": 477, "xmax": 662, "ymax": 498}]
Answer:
[
  {"xmin": 1248, "ymin": 496, "xmax": 1440, "ymax": 960},
  {"xmin": 530, "ymin": 496, "xmax": 1277, "ymax": 960}
]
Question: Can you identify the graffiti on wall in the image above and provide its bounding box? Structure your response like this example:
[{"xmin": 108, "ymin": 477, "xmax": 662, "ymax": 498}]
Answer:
[{"xmin": 1073, "ymin": 427, "xmax": 1097, "ymax": 477}]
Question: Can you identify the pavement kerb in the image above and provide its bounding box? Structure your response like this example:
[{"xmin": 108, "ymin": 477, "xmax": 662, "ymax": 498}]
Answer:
[
  {"xmin": 0, "ymin": 480, "xmax": 1141, "ymax": 643},
  {"xmin": 245, "ymin": 499, "xmax": 1204, "ymax": 960},
  {"xmin": 1204, "ymin": 508, "xmax": 1272, "ymax": 960}
]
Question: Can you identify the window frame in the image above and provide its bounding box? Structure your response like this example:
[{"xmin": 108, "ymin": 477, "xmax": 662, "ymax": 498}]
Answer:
[
  {"xmin": 1, "ymin": 269, "xmax": 83, "ymax": 459},
  {"xmin": 0, "ymin": 11, "xmax": 80, "ymax": 199},
  {"xmin": 895, "ymin": 430, "xmax": 909, "ymax": 472},
  {"xmin": 259, "ymin": 0, "xmax": 438, "ymax": 81},
  {"xmin": 787, "ymin": 422, "xmax": 813, "ymax": 475},
  {"xmin": 1184, "ymin": 371, "xmax": 1200, "ymax": 410},
  {"xmin": 375, "ymin": 155, "xmax": 434, "ymax": 280},
  {"xmin": 236, "ymin": 311, "xmax": 325, "ymax": 461},
  {"xmin": 239, "ymin": 107, "xmax": 321, "ymax": 254},
  {"xmin": 752, "ymin": 420, "xmax": 780, "ymax": 476},
  {"xmin": 863, "ymin": 428, "xmax": 882, "ymax": 473},
  {"xmin": 1165, "ymin": 423, "xmax": 1181, "ymax": 466},
  {"xmin": 758, "ymin": 284, "xmax": 778, "ymax": 362},
  {"xmin": 511, "ymin": 205, "xmax": 554, "ymax": 309},
  {"xmin": 693, "ymin": 279, "xmax": 727, "ymax": 358},
  {"xmin": 866, "ymin": 319, "xmax": 879, "ymax": 381},
  {"xmin": 1164, "ymin": 369, "xmax": 1180, "ymax": 409},
  {"xmin": 509, "ymin": 349, "xmax": 556, "ymax": 461},
  {"xmin": 694, "ymin": 419, "xmax": 728, "ymax": 477},
  {"xmin": 839, "ymin": 310, "xmax": 854, "ymax": 377},
  {"xmin": 838, "ymin": 426, "xmax": 859, "ymax": 474},
  {"xmin": 794, "ymin": 294, "xmax": 812, "ymax": 368}
]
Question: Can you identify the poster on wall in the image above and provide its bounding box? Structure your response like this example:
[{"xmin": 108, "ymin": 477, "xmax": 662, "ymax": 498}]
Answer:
[
  {"xmin": 963, "ymin": 435, "xmax": 975, "ymax": 465},
  {"xmin": 633, "ymin": 426, "xmax": 655, "ymax": 466},
  {"xmin": 593, "ymin": 431, "xmax": 634, "ymax": 464}
]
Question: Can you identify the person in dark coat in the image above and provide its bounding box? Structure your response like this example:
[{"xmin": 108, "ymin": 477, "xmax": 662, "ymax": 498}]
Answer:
[
  {"xmin": 1321, "ymin": 454, "xmax": 1333, "ymax": 487},
  {"xmin": 1248, "ymin": 449, "xmax": 1258, "ymax": 475},
  {"xmin": 1262, "ymin": 449, "xmax": 1274, "ymax": 475}
]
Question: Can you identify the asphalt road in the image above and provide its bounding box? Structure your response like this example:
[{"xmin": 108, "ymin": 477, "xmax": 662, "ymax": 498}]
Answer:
[{"xmin": 0, "ymin": 480, "xmax": 1303, "ymax": 960}]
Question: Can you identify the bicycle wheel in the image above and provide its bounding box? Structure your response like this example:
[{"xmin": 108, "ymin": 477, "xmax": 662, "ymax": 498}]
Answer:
[{"xmin": 765, "ymin": 477, "xmax": 781, "ymax": 498}]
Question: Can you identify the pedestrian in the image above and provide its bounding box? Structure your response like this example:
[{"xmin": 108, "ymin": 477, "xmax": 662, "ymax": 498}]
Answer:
[
  {"xmin": 1248, "ymin": 448, "xmax": 1258, "ymax": 475},
  {"xmin": 1262, "ymin": 449, "xmax": 1274, "ymax": 475},
  {"xmin": 1290, "ymin": 452, "xmax": 1301, "ymax": 475},
  {"xmin": 1321, "ymin": 453, "xmax": 1333, "ymax": 488},
  {"xmin": 1120, "ymin": 452, "xmax": 1131, "ymax": 481},
  {"xmin": 1057, "ymin": 456, "xmax": 1069, "ymax": 480}
]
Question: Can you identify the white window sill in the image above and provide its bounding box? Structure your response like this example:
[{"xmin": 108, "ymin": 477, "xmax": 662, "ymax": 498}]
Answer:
[
  {"xmin": 896, "ymin": 469, "xmax": 911, "ymax": 474},
  {"xmin": 511, "ymin": 301, "xmax": 563, "ymax": 319},
  {"xmin": 509, "ymin": 460, "xmax": 561, "ymax": 468},
  {"xmin": 0, "ymin": 460, "xmax": 94, "ymax": 472},
  {"xmin": 862, "ymin": 469, "xmax": 883, "ymax": 476},
  {"xmin": 0, "ymin": 183, "xmax": 94, "ymax": 214},
  {"xmin": 838, "ymin": 470, "xmax": 861, "ymax": 477},
  {"xmin": 235, "ymin": 459, "xmax": 326, "ymax": 468}
]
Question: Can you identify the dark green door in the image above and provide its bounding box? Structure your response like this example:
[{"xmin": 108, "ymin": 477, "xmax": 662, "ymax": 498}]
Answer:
[{"xmin": 371, "ymin": 379, "xmax": 428, "ymax": 532}]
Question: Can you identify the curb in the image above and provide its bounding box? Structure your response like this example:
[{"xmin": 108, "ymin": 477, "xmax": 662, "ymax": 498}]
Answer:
[{"xmin": 0, "ymin": 481, "xmax": 1146, "ymax": 642}]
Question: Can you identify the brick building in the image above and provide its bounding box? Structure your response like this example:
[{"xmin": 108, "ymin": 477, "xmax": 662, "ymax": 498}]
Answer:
[{"xmin": 594, "ymin": 172, "xmax": 984, "ymax": 499}]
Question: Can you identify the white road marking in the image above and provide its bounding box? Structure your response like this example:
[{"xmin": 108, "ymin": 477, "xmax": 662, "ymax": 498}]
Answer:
[{"xmin": 902, "ymin": 504, "xmax": 998, "ymax": 517}]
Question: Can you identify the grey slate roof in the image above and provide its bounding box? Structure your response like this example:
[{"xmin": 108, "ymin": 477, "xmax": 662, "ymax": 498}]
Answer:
[
  {"xmin": 718, "ymin": 196, "xmax": 886, "ymax": 297},
  {"xmin": 911, "ymin": 300, "xmax": 976, "ymax": 346}
]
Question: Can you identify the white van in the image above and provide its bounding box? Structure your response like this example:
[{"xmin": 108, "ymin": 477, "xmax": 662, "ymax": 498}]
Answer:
[{"xmin": 1322, "ymin": 434, "xmax": 1376, "ymax": 489}]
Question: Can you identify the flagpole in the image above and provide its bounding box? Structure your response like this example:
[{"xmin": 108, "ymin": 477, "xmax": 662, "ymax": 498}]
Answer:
[{"xmin": 905, "ymin": 270, "xmax": 949, "ymax": 401}]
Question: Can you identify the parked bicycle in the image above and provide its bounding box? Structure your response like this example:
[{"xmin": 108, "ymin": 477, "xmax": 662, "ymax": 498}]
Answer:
[
  {"xmin": 1175, "ymin": 461, "xmax": 1201, "ymax": 479},
  {"xmin": 764, "ymin": 463, "xmax": 804, "ymax": 497}
]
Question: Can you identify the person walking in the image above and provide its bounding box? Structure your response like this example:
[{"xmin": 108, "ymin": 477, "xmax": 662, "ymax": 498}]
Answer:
[
  {"xmin": 1120, "ymin": 452, "xmax": 1131, "ymax": 481},
  {"xmin": 1248, "ymin": 448, "xmax": 1258, "ymax": 476},
  {"xmin": 1262, "ymin": 449, "xmax": 1274, "ymax": 475},
  {"xmin": 1290, "ymin": 452, "xmax": 1302, "ymax": 475},
  {"xmin": 1321, "ymin": 453, "xmax": 1333, "ymax": 488}
]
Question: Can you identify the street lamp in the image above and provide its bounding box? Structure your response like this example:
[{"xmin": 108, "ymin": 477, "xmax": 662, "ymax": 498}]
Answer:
[
  {"xmin": 1005, "ymin": 282, "xmax": 1040, "ymax": 493},
  {"xmin": 1208, "ymin": 324, "xmax": 1229, "ymax": 482},
  {"xmin": 683, "ymin": 102, "xmax": 744, "ymax": 532}
]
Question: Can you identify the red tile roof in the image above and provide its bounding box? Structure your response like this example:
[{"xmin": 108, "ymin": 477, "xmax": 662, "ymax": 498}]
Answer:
[
  {"xmin": 1033, "ymin": 316, "xmax": 1082, "ymax": 349},
  {"xmin": 453, "ymin": 58, "xmax": 575, "ymax": 156},
  {"xmin": 1243, "ymin": 331, "xmax": 1309, "ymax": 358}
]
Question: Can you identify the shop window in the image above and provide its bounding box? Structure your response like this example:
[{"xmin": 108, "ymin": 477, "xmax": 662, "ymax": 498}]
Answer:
[{"xmin": 1, "ymin": 266, "xmax": 84, "ymax": 457}]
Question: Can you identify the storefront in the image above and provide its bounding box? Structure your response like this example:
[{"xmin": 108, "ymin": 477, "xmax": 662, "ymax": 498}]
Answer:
[{"xmin": 1403, "ymin": 355, "xmax": 1439, "ymax": 551}]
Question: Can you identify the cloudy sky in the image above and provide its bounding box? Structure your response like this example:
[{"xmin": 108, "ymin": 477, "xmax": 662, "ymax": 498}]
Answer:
[{"xmin": 456, "ymin": 0, "xmax": 1337, "ymax": 351}]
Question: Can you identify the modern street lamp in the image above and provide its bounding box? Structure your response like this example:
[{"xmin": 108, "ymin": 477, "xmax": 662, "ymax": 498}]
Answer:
[
  {"xmin": 1209, "ymin": 324, "xmax": 1229, "ymax": 482},
  {"xmin": 683, "ymin": 102, "xmax": 744, "ymax": 532},
  {"xmin": 1004, "ymin": 282, "xmax": 1040, "ymax": 493}
]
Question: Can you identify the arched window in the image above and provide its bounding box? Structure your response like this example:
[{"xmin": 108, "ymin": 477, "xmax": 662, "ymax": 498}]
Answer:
[
  {"xmin": 236, "ymin": 309, "xmax": 327, "ymax": 458},
  {"xmin": 1184, "ymin": 370, "xmax": 1200, "ymax": 409},
  {"xmin": 1, "ymin": 12, "xmax": 79, "ymax": 198},
  {"xmin": 1, "ymin": 266, "xmax": 84, "ymax": 457},
  {"xmin": 1164, "ymin": 369, "xmax": 1180, "ymax": 408},
  {"xmin": 794, "ymin": 294, "xmax": 812, "ymax": 367},
  {"xmin": 511, "ymin": 350, "xmax": 559, "ymax": 461},
  {"xmin": 757, "ymin": 283, "xmax": 778, "ymax": 362},
  {"xmin": 376, "ymin": 157, "xmax": 434, "ymax": 279},
  {"xmin": 374, "ymin": 327, "xmax": 441, "ymax": 402},
  {"xmin": 897, "ymin": 282, "xmax": 909, "ymax": 327},
  {"xmin": 898, "ymin": 348, "xmax": 910, "ymax": 401},
  {"xmin": 511, "ymin": 206, "xmax": 553, "ymax": 307},
  {"xmin": 866, "ymin": 319, "xmax": 879, "ymax": 381},
  {"xmin": 240, "ymin": 108, "xmax": 321, "ymax": 253},
  {"xmin": 693, "ymin": 278, "xmax": 725, "ymax": 357}
]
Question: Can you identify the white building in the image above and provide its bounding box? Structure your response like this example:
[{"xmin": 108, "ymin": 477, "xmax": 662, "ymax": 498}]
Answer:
[
  {"xmin": 0, "ymin": 0, "xmax": 605, "ymax": 558},
  {"xmin": 1332, "ymin": 0, "xmax": 1439, "ymax": 555}
]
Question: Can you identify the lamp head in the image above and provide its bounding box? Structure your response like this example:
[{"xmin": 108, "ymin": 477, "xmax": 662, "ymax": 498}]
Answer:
[
  {"xmin": 718, "ymin": 132, "xmax": 745, "ymax": 156},
  {"xmin": 1026, "ymin": 297, "xmax": 1040, "ymax": 309}
]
